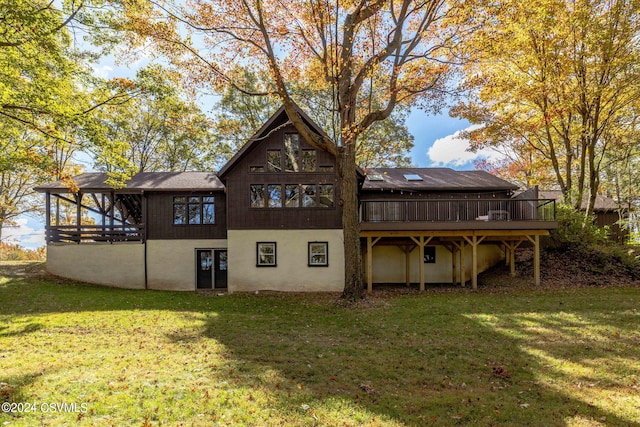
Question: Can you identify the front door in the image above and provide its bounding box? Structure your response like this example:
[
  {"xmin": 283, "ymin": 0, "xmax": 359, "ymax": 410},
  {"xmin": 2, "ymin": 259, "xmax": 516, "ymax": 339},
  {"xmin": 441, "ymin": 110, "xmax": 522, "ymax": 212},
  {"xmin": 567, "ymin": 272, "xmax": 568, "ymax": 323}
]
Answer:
[
  {"xmin": 196, "ymin": 249, "xmax": 213, "ymax": 289},
  {"xmin": 214, "ymin": 250, "xmax": 228, "ymax": 289}
]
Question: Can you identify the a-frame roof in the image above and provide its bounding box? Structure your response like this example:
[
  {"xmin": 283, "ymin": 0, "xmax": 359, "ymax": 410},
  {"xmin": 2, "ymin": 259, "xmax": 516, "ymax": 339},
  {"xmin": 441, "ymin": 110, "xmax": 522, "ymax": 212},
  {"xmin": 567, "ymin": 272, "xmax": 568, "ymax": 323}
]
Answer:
[{"xmin": 217, "ymin": 104, "xmax": 330, "ymax": 178}]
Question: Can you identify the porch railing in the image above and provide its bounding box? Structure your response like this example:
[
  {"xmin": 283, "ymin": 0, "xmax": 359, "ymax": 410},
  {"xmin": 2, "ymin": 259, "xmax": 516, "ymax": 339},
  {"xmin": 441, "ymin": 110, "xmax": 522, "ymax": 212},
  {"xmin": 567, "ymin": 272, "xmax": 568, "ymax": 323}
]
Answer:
[
  {"xmin": 46, "ymin": 225, "xmax": 144, "ymax": 244},
  {"xmin": 359, "ymin": 199, "xmax": 556, "ymax": 223}
]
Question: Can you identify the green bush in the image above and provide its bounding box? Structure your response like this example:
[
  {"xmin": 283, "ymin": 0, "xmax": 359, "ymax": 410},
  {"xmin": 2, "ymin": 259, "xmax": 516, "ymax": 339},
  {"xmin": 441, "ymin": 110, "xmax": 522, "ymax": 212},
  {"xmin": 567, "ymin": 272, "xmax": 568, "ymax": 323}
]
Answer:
[
  {"xmin": 548, "ymin": 204, "xmax": 640, "ymax": 279},
  {"xmin": 548, "ymin": 204, "xmax": 609, "ymax": 250}
]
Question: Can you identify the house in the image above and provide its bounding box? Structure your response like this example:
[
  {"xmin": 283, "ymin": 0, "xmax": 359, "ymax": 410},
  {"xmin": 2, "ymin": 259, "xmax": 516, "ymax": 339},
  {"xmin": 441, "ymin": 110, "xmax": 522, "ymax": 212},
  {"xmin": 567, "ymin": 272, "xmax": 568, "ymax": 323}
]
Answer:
[{"xmin": 35, "ymin": 106, "xmax": 558, "ymax": 292}]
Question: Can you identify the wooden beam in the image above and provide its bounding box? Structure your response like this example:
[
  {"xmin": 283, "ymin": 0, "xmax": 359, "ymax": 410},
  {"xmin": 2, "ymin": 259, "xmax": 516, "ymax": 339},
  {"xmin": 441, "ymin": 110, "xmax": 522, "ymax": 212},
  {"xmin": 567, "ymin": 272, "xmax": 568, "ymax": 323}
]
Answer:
[
  {"xmin": 524, "ymin": 235, "xmax": 541, "ymax": 285},
  {"xmin": 463, "ymin": 235, "xmax": 485, "ymax": 290},
  {"xmin": 367, "ymin": 236, "xmax": 373, "ymax": 293},
  {"xmin": 418, "ymin": 236, "xmax": 425, "ymax": 291},
  {"xmin": 452, "ymin": 246, "xmax": 457, "ymax": 286},
  {"xmin": 534, "ymin": 235, "xmax": 540, "ymax": 286},
  {"xmin": 403, "ymin": 245, "xmax": 414, "ymax": 286}
]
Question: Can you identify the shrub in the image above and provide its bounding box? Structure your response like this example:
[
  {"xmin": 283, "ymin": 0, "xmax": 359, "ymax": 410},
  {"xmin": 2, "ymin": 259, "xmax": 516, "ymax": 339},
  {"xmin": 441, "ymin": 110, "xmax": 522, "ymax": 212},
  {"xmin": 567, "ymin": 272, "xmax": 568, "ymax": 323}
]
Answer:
[{"xmin": 548, "ymin": 204, "xmax": 640, "ymax": 279}]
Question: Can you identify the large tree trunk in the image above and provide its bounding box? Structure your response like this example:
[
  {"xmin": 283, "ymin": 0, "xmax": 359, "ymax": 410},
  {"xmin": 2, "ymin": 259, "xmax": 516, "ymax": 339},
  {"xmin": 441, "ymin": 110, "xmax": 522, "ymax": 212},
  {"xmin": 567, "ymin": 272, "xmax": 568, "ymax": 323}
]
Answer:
[{"xmin": 337, "ymin": 142, "xmax": 364, "ymax": 301}]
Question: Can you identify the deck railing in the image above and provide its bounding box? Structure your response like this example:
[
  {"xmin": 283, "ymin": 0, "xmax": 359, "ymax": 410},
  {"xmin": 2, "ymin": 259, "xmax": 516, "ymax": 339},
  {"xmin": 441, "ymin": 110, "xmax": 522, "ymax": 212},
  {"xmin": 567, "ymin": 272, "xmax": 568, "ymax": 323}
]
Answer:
[
  {"xmin": 360, "ymin": 199, "xmax": 556, "ymax": 223},
  {"xmin": 46, "ymin": 225, "xmax": 144, "ymax": 244}
]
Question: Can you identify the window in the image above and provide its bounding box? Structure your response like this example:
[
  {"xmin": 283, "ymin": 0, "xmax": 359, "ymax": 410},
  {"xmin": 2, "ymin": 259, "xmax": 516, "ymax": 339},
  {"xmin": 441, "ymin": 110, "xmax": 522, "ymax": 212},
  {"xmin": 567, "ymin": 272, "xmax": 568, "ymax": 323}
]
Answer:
[
  {"xmin": 318, "ymin": 184, "xmax": 334, "ymax": 207},
  {"xmin": 267, "ymin": 184, "xmax": 282, "ymax": 208},
  {"xmin": 284, "ymin": 134, "xmax": 300, "ymax": 172},
  {"xmin": 250, "ymin": 166, "xmax": 264, "ymax": 172},
  {"xmin": 403, "ymin": 173, "xmax": 423, "ymax": 181},
  {"xmin": 257, "ymin": 242, "xmax": 276, "ymax": 267},
  {"xmin": 302, "ymin": 149, "xmax": 316, "ymax": 172},
  {"xmin": 319, "ymin": 165, "xmax": 334, "ymax": 172},
  {"xmin": 267, "ymin": 150, "xmax": 282, "ymax": 172},
  {"xmin": 301, "ymin": 184, "xmax": 317, "ymax": 207},
  {"xmin": 367, "ymin": 174, "xmax": 384, "ymax": 181},
  {"xmin": 173, "ymin": 196, "xmax": 215, "ymax": 225},
  {"xmin": 285, "ymin": 184, "xmax": 300, "ymax": 207},
  {"xmin": 308, "ymin": 242, "xmax": 328, "ymax": 266},
  {"xmin": 250, "ymin": 185, "xmax": 265, "ymax": 208}
]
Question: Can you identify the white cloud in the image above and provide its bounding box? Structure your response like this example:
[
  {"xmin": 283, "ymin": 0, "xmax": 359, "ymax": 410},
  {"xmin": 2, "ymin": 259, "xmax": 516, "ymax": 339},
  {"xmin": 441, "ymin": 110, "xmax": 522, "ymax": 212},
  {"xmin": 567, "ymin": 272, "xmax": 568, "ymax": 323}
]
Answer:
[
  {"xmin": 427, "ymin": 125, "xmax": 503, "ymax": 167},
  {"xmin": 91, "ymin": 64, "xmax": 114, "ymax": 79},
  {"xmin": 2, "ymin": 217, "xmax": 45, "ymax": 249}
]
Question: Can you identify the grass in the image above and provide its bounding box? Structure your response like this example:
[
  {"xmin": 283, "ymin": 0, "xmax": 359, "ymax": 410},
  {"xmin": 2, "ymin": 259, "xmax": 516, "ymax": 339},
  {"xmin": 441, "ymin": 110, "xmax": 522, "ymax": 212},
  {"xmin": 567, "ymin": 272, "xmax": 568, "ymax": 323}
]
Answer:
[{"xmin": 0, "ymin": 270, "xmax": 639, "ymax": 426}]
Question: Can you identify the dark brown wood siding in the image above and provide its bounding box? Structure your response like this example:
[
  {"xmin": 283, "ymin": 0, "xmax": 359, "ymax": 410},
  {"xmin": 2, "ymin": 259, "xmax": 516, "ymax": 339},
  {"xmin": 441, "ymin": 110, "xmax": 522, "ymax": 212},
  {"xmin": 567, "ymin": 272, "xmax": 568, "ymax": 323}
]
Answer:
[
  {"xmin": 146, "ymin": 191, "xmax": 227, "ymax": 239},
  {"xmin": 224, "ymin": 124, "xmax": 342, "ymax": 230}
]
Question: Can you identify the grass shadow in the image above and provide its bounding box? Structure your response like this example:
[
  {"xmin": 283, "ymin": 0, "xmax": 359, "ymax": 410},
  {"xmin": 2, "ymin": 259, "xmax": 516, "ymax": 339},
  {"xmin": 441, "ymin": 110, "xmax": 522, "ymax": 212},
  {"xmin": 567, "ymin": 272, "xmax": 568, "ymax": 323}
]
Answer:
[{"xmin": 195, "ymin": 290, "xmax": 639, "ymax": 425}]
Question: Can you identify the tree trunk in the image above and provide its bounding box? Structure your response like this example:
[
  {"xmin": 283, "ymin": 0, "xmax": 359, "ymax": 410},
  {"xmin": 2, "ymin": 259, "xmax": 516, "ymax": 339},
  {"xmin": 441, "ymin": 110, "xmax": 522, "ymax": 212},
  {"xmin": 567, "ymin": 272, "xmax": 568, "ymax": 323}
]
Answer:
[{"xmin": 337, "ymin": 142, "xmax": 364, "ymax": 301}]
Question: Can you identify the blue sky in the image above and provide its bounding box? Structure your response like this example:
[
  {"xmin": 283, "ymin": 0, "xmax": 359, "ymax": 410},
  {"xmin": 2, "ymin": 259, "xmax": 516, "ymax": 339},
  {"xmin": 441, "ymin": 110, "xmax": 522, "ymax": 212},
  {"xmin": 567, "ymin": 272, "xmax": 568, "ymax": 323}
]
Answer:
[{"xmin": 4, "ymin": 59, "xmax": 499, "ymax": 251}]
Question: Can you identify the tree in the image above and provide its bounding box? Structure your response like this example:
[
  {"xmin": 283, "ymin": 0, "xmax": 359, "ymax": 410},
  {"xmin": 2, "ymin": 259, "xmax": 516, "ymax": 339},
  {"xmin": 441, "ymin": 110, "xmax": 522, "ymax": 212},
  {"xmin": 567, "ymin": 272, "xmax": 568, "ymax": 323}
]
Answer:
[
  {"xmin": 454, "ymin": 0, "xmax": 640, "ymax": 216},
  {"xmin": 92, "ymin": 65, "xmax": 223, "ymax": 174},
  {"xmin": 118, "ymin": 1, "xmax": 462, "ymax": 299},
  {"xmin": 212, "ymin": 68, "xmax": 415, "ymax": 168}
]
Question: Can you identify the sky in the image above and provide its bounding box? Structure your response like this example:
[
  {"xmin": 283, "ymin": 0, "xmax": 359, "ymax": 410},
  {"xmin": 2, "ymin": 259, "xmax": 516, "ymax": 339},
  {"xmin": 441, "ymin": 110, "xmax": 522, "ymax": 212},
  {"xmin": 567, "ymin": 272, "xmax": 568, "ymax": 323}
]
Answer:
[{"xmin": 3, "ymin": 58, "xmax": 498, "ymax": 251}]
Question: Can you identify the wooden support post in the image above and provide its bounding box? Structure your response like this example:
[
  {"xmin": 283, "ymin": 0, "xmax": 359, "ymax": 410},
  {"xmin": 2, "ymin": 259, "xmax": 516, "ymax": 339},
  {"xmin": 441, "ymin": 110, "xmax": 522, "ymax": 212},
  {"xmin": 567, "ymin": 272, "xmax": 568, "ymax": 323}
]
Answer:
[
  {"xmin": 410, "ymin": 236, "xmax": 432, "ymax": 292},
  {"xmin": 418, "ymin": 236, "xmax": 425, "ymax": 291},
  {"xmin": 460, "ymin": 240, "xmax": 465, "ymax": 287},
  {"xmin": 524, "ymin": 235, "xmax": 541, "ymax": 285},
  {"xmin": 367, "ymin": 236, "xmax": 373, "ymax": 293},
  {"xmin": 452, "ymin": 246, "xmax": 457, "ymax": 286},
  {"xmin": 366, "ymin": 237, "xmax": 382, "ymax": 292},
  {"xmin": 534, "ymin": 235, "xmax": 540, "ymax": 286},
  {"xmin": 76, "ymin": 192, "xmax": 82, "ymax": 244},
  {"xmin": 463, "ymin": 235, "xmax": 486, "ymax": 290},
  {"xmin": 404, "ymin": 245, "xmax": 412, "ymax": 287}
]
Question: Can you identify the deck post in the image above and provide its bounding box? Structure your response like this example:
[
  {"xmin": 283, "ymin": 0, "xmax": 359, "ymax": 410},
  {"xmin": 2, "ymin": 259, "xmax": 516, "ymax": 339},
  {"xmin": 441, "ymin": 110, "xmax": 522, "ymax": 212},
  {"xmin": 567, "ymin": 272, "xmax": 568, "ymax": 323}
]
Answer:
[
  {"xmin": 404, "ymin": 245, "xmax": 412, "ymax": 286},
  {"xmin": 75, "ymin": 192, "xmax": 82, "ymax": 244},
  {"xmin": 534, "ymin": 235, "xmax": 540, "ymax": 286},
  {"xmin": 472, "ymin": 236, "xmax": 478, "ymax": 289},
  {"xmin": 367, "ymin": 236, "xmax": 373, "ymax": 292},
  {"xmin": 460, "ymin": 240, "xmax": 465, "ymax": 287},
  {"xmin": 418, "ymin": 236, "xmax": 425, "ymax": 291},
  {"xmin": 451, "ymin": 245, "xmax": 457, "ymax": 285}
]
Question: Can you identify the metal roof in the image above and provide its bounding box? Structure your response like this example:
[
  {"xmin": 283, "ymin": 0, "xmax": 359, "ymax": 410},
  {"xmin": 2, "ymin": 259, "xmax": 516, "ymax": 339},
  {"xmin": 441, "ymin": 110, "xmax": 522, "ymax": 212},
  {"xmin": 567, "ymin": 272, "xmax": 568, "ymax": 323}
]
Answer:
[
  {"xmin": 539, "ymin": 190, "xmax": 618, "ymax": 212},
  {"xmin": 361, "ymin": 168, "xmax": 518, "ymax": 192},
  {"xmin": 35, "ymin": 172, "xmax": 225, "ymax": 193}
]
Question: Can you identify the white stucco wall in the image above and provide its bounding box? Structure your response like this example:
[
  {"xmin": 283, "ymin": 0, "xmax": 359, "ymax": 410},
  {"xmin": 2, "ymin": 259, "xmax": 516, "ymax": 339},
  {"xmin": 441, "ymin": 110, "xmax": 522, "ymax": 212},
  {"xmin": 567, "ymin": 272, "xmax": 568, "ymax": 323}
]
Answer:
[
  {"xmin": 146, "ymin": 239, "xmax": 227, "ymax": 291},
  {"xmin": 371, "ymin": 244, "xmax": 504, "ymax": 284},
  {"xmin": 47, "ymin": 243, "xmax": 145, "ymax": 289},
  {"xmin": 227, "ymin": 229, "xmax": 345, "ymax": 293}
]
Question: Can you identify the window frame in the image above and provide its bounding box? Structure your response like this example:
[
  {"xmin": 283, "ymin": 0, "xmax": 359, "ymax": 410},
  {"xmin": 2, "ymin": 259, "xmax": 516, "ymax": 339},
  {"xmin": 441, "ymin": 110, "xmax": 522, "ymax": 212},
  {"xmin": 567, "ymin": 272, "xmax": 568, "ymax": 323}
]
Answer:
[
  {"xmin": 308, "ymin": 241, "xmax": 329, "ymax": 267},
  {"xmin": 173, "ymin": 195, "xmax": 215, "ymax": 225},
  {"xmin": 256, "ymin": 242, "xmax": 277, "ymax": 267}
]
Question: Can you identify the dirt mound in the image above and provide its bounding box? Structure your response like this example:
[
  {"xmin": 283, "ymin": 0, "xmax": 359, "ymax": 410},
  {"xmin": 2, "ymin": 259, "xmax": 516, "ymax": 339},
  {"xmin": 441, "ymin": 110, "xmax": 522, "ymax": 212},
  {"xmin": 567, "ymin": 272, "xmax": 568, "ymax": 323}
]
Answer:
[{"xmin": 480, "ymin": 247, "xmax": 640, "ymax": 289}]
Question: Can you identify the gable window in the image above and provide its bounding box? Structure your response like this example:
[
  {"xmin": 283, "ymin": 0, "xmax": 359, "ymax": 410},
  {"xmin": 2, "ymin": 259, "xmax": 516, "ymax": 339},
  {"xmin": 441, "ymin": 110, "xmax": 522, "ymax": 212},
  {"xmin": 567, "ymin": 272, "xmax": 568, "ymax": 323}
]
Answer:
[
  {"xmin": 250, "ymin": 166, "xmax": 264, "ymax": 172},
  {"xmin": 284, "ymin": 134, "xmax": 300, "ymax": 172},
  {"xmin": 308, "ymin": 242, "xmax": 328, "ymax": 266},
  {"xmin": 257, "ymin": 242, "xmax": 277, "ymax": 267},
  {"xmin": 267, "ymin": 150, "xmax": 282, "ymax": 172},
  {"xmin": 173, "ymin": 196, "xmax": 215, "ymax": 225},
  {"xmin": 302, "ymin": 149, "xmax": 316, "ymax": 172},
  {"xmin": 250, "ymin": 185, "xmax": 265, "ymax": 208}
]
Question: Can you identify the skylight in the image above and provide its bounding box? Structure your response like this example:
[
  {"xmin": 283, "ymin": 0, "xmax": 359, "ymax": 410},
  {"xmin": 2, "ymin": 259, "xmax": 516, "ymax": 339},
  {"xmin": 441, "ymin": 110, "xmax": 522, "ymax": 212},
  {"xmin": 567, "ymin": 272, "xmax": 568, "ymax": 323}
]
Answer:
[
  {"xmin": 367, "ymin": 174, "xmax": 384, "ymax": 181},
  {"xmin": 403, "ymin": 174, "xmax": 423, "ymax": 181}
]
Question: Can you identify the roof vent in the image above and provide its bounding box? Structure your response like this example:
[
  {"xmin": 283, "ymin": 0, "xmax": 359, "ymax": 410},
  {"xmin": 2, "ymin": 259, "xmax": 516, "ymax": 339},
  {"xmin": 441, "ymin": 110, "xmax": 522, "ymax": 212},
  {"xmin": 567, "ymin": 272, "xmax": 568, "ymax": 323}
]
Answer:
[{"xmin": 403, "ymin": 174, "xmax": 423, "ymax": 181}]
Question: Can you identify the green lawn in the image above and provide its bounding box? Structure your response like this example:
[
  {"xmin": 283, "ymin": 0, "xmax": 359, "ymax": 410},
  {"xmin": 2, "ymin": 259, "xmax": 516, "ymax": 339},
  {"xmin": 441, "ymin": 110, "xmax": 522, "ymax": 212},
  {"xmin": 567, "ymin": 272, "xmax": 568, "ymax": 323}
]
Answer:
[{"xmin": 0, "ymin": 271, "xmax": 639, "ymax": 426}]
